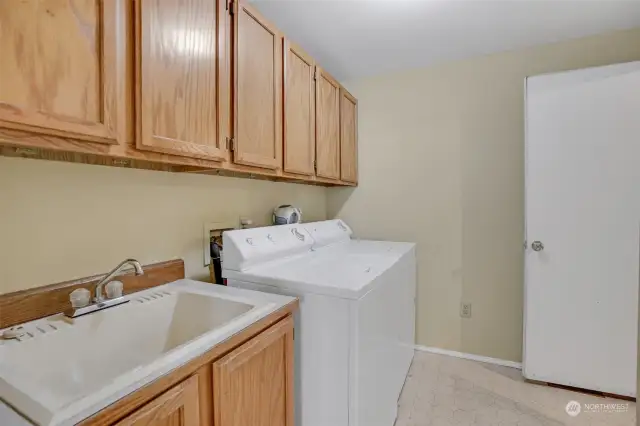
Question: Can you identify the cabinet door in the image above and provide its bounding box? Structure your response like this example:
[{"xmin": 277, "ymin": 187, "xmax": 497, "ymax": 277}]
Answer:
[
  {"xmin": 136, "ymin": 0, "xmax": 228, "ymax": 160},
  {"xmin": 233, "ymin": 1, "xmax": 282, "ymax": 170},
  {"xmin": 213, "ymin": 316, "xmax": 294, "ymax": 426},
  {"xmin": 283, "ymin": 40, "xmax": 315, "ymax": 176},
  {"xmin": 0, "ymin": 0, "xmax": 127, "ymax": 145},
  {"xmin": 340, "ymin": 89, "xmax": 358, "ymax": 183},
  {"xmin": 315, "ymin": 67, "xmax": 340, "ymax": 180},
  {"xmin": 115, "ymin": 375, "xmax": 200, "ymax": 426}
]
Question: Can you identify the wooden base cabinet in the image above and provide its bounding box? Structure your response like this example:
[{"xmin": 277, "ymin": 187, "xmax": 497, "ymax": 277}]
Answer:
[
  {"xmin": 114, "ymin": 375, "xmax": 201, "ymax": 426},
  {"xmin": 84, "ymin": 313, "xmax": 295, "ymax": 426},
  {"xmin": 213, "ymin": 316, "xmax": 294, "ymax": 426}
]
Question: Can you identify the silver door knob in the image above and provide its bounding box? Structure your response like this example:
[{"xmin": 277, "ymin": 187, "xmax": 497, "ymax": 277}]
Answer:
[{"xmin": 531, "ymin": 241, "xmax": 544, "ymax": 252}]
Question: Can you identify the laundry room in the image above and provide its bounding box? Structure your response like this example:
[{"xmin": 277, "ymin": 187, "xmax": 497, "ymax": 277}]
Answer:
[{"xmin": 0, "ymin": 1, "xmax": 639, "ymax": 426}]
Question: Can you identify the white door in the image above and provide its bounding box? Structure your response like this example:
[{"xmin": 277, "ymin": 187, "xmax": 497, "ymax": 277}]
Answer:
[{"xmin": 524, "ymin": 62, "xmax": 640, "ymax": 397}]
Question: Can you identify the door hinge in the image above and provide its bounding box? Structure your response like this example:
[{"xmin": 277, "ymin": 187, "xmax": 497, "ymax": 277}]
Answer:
[
  {"xmin": 228, "ymin": 0, "xmax": 235, "ymax": 15},
  {"xmin": 226, "ymin": 137, "xmax": 235, "ymax": 152},
  {"xmin": 313, "ymin": 68, "xmax": 318, "ymax": 81},
  {"xmin": 313, "ymin": 160, "xmax": 317, "ymax": 172}
]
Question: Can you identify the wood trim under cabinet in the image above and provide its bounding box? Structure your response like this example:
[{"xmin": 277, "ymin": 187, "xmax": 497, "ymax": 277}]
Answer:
[{"xmin": 0, "ymin": 259, "xmax": 185, "ymax": 330}]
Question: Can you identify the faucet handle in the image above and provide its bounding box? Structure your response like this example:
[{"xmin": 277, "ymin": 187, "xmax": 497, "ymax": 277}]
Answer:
[
  {"xmin": 69, "ymin": 288, "xmax": 91, "ymax": 308},
  {"xmin": 105, "ymin": 281, "xmax": 124, "ymax": 299}
]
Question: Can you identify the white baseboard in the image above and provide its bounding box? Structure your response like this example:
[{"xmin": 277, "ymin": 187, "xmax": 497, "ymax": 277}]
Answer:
[{"xmin": 415, "ymin": 345, "xmax": 523, "ymax": 370}]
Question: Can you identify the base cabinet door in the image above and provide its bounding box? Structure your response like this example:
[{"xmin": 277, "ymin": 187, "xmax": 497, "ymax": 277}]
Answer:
[
  {"xmin": 114, "ymin": 375, "xmax": 201, "ymax": 426},
  {"xmin": 213, "ymin": 317, "xmax": 294, "ymax": 426}
]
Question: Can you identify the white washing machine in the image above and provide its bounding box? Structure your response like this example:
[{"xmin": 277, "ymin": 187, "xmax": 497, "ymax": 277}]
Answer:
[{"xmin": 223, "ymin": 220, "xmax": 416, "ymax": 426}]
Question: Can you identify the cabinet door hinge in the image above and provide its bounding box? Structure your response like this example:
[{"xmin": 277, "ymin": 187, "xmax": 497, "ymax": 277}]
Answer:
[
  {"xmin": 228, "ymin": 0, "xmax": 235, "ymax": 15},
  {"xmin": 313, "ymin": 68, "xmax": 318, "ymax": 81},
  {"xmin": 313, "ymin": 160, "xmax": 317, "ymax": 172},
  {"xmin": 226, "ymin": 137, "xmax": 235, "ymax": 152}
]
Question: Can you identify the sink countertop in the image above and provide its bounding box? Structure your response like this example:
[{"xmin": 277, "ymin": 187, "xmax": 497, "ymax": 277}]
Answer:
[{"xmin": 0, "ymin": 279, "xmax": 296, "ymax": 426}]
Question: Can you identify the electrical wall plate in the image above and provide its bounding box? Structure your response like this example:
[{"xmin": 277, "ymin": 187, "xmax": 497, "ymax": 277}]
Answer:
[{"xmin": 203, "ymin": 219, "xmax": 239, "ymax": 266}]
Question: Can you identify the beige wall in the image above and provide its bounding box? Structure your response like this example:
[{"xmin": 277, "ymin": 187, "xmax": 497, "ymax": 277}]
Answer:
[
  {"xmin": 0, "ymin": 157, "xmax": 326, "ymax": 294},
  {"xmin": 328, "ymin": 28, "xmax": 640, "ymax": 362}
]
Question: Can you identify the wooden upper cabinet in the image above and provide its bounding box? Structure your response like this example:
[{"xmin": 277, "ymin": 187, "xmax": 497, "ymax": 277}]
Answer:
[
  {"xmin": 115, "ymin": 375, "xmax": 201, "ymax": 426},
  {"xmin": 315, "ymin": 67, "xmax": 341, "ymax": 180},
  {"xmin": 340, "ymin": 89, "xmax": 358, "ymax": 183},
  {"xmin": 283, "ymin": 40, "xmax": 315, "ymax": 176},
  {"xmin": 233, "ymin": 1, "xmax": 282, "ymax": 170},
  {"xmin": 136, "ymin": 0, "xmax": 228, "ymax": 161},
  {"xmin": 0, "ymin": 0, "xmax": 127, "ymax": 145},
  {"xmin": 213, "ymin": 316, "xmax": 294, "ymax": 426}
]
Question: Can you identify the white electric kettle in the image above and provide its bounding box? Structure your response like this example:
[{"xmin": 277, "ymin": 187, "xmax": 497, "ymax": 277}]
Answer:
[{"xmin": 273, "ymin": 205, "xmax": 302, "ymax": 225}]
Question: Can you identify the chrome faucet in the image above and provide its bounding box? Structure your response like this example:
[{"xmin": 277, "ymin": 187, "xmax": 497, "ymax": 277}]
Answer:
[
  {"xmin": 65, "ymin": 259, "xmax": 144, "ymax": 318},
  {"xmin": 94, "ymin": 258, "xmax": 144, "ymax": 303}
]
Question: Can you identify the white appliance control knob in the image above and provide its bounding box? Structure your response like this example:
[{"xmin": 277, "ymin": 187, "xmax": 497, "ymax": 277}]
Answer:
[
  {"xmin": 267, "ymin": 234, "xmax": 276, "ymax": 243},
  {"xmin": 246, "ymin": 238, "xmax": 254, "ymax": 246}
]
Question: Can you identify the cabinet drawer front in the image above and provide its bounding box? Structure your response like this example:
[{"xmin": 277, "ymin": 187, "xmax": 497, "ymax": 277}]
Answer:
[
  {"xmin": 0, "ymin": 0, "xmax": 126, "ymax": 144},
  {"xmin": 213, "ymin": 316, "xmax": 294, "ymax": 426},
  {"xmin": 115, "ymin": 375, "xmax": 200, "ymax": 426},
  {"xmin": 315, "ymin": 68, "xmax": 340, "ymax": 180},
  {"xmin": 234, "ymin": 2, "xmax": 282, "ymax": 170},
  {"xmin": 136, "ymin": 0, "xmax": 228, "ymax": 161},
  {"xmin": 284, "ymin": 40, "xmax": 315, "ymax": 176}
]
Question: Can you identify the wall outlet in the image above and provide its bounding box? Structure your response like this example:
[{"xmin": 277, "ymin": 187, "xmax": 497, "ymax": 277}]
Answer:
[{"xmin": 460, "ymin": 303, "xmax": 472, "ymax": 318}]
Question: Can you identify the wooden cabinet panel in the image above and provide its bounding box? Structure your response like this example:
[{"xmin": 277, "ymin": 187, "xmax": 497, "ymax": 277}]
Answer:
[
  {"xmin": 213, "ymin": 316, "xmax": 294, "ymax": 426},
  {"xmin": 315, "ymin": 68, "xmax": 340, "ymax": 180},
  {"xmin": 115, "ymin": 375, "xmax": 200, "ymax": 426},
  {"xmin": 340, "ymin": 88, "xmax": 358, "ymax": 183},
  {"xmin": 283, "ymin": 40, "xmax": 315, "ymax": 176},
  {"xmin": 136, "ymin": 0, "xmax": 228, "ymax": 161},
  {"xmin": 0, "ymin": 0, "xmax": 127, "ymax": 145},
  {"xmin": 233, "ymin": 1, "xmax": 282, "ymax": 170}
]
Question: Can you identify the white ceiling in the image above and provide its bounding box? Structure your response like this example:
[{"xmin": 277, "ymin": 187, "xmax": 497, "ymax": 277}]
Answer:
[{"xmin": 250, "ymin": 0, "xmax": 640, "ymax": 81}]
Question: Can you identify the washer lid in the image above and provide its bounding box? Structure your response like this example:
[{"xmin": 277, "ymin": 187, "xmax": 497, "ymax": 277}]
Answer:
[{"xmin": 224, "ymin": 247, "xmax": 400, "ymax": 299}]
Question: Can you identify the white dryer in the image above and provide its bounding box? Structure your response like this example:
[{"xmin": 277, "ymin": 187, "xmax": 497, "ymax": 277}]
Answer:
[{"xmin": 223, "ymin": 220, "xmax": 416, "ymax": 426}]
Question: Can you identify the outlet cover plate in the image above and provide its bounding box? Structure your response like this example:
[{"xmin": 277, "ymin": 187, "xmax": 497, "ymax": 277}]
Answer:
[
  {"xmin": 461, "ymin": 303, "xmax": 472, "ymax": 318},
  {"xmin": 204, "ymin": 219, "xmax": 239, "ymax": 266}
]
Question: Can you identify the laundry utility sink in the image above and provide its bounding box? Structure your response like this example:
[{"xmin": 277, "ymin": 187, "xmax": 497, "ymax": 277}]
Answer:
[{"xmin": 0, "ymin": 280, "xmax": 283, "ymax": 426}]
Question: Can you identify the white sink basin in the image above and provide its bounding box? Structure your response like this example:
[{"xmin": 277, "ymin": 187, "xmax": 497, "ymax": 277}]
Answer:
[{"xmin": 0, "ymin": 280, "xmax": 291, "ymax": 426}]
